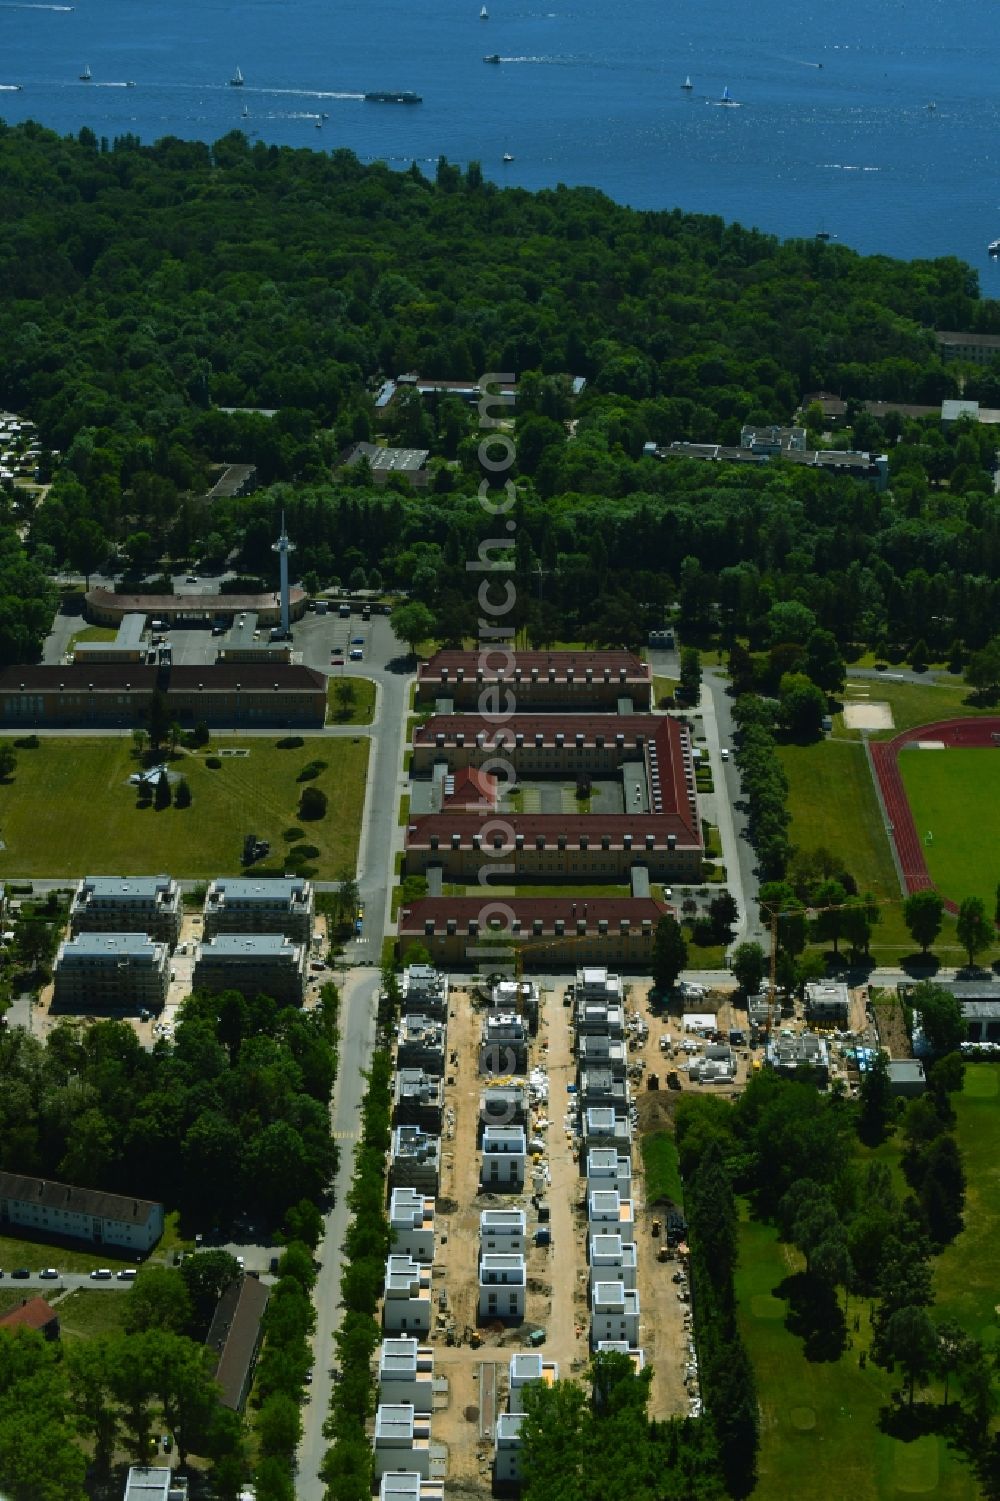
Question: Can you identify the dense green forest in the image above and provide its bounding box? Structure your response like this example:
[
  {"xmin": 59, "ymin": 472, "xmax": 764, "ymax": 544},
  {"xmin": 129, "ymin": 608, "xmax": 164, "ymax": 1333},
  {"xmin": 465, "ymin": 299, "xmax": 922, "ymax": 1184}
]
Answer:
[
  {"xmin": 0, "ymin": 986, "xmax": 339, "ymax": 1228},
  {"xmin": 2, "ymin": 120, "xmax": 1000, "ymax": 663}
]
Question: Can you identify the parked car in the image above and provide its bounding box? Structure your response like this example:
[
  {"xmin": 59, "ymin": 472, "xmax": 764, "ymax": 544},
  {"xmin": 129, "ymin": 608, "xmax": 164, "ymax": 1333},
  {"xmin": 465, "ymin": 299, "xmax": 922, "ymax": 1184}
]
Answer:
[
  {"xmin": 39, "ymin": 1268, "xmax": 59, "ymax": 1279},
  {"xmin": 349, "ymin": 648, "xmax": 363, "ymax": 660},
  {"xmin": 90, "ymin": 1268, "xmax": 112, "ymax": 1280},
  {"xmin": 331, "ymin": 654, "xmax": 344, "ymax": 665},
  {"xmin": 350, "ymin": 636, "xmax": 365, "ymax": 644},
  {"xmin": 117, "ymin": 1268, "xmax": 137, "ymax": 1280},
  {"xmin": 11, "ymin": 1268, "xmax": 29, "ymax": 1279}
]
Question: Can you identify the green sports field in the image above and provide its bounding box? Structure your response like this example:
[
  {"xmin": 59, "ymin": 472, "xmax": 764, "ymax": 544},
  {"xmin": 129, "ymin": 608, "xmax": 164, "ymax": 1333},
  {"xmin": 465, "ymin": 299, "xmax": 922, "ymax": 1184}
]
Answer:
[{"xmin": 898, "ymin": 748, "xmax": 1000, "ymax": 910}]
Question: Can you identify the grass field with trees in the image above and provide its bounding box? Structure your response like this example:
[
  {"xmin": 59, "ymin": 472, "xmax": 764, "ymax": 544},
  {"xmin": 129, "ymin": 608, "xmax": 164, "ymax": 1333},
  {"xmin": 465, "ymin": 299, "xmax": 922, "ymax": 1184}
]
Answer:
[
  {"xmin": 898, "ymin": 750, "xmax": 1000, "ymax": 912},
  {"xmin": 934, "ymin": 1064, "xmax": 1000, "ymax": 1353},
  {"xmin": 778, "ymin": 737, "xmax": 998, "ymax": 966},
  {"xmin": 0, "ymin": 736, "xmax": 369, "ymax": 878},
  {"xmin": 737, "ymin": 1214, "xmax": 978, "ymax": 1501}
]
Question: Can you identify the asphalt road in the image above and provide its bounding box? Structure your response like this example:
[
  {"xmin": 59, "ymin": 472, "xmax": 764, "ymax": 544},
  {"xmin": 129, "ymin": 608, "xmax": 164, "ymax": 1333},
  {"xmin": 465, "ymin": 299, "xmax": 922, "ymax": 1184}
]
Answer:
[{"xmin": 295, "ymin": 613, "xmax": 412, "ymax": 1499}]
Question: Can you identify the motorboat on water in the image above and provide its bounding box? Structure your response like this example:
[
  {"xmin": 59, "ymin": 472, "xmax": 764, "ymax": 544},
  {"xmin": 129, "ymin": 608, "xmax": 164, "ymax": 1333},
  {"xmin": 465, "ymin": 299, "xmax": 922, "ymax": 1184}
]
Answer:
[
  {"xmin": 989, "ymin": 239, "xmax": 1000, "ymax": 256},
  {"xmin": 483, "ymin": 53, "xmax": 501, "ymax": 64},
  {"xmin": 502, "ymin": 151, "xmax": 513, "ymax": 162},
  {"xmin": 364, "ymin": 90, "xmax": 422, "ymax": 103},
  {"xmin": 229, "ymin": 66, "xmax": 244, "ymax": 87}
]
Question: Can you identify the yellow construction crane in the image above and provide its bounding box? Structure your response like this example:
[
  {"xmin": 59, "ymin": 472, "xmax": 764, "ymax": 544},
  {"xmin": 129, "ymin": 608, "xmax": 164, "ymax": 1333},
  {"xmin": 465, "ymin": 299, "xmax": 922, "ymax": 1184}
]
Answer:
[{"xmin": 763, "ymin": 892, "xmax": 902, "ymax": 1026}]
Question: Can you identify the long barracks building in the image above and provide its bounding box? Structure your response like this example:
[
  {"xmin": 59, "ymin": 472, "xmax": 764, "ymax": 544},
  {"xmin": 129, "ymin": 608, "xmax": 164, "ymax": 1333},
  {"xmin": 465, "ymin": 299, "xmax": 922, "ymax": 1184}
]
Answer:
[
  {"xmin": 405, "ymin": 713, "xmax": 702, "ymax": 882},
  {"xmin": 398, "ymin": 897, "xmax": 671, "ymax": 970},
  {"xmin": 415, "ymin": 651, "xmax": 652, "ymax": 712},
  {"xmin": 0, "ymin": 663, "xmax": 327, "ymax": 728}
]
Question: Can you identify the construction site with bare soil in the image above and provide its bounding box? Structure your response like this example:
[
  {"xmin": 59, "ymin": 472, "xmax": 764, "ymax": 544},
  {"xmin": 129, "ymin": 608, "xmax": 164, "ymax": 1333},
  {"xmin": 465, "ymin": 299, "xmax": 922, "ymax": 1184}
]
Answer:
[{"xmin": 375, "ymin": 963, "xmax": 703, "ymax": 1497}]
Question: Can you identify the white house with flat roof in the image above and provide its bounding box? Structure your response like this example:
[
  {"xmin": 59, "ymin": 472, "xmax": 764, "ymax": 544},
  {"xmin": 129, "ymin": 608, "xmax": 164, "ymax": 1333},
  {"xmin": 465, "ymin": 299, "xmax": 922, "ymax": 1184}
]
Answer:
[
  {"xmin": 480, "ymin": 1010, "xmax": 529, "ymax": 1075},
  {"xmin": 389, "ymin": 1188, "xmax": 436, "ymax": 1263},
  {"xmin": 202, "ymin": 875, "xmax": 314, "ymax": 942},
  {"xmin": 192, "ymin": 933, "xmax": 306, "ymax": 1004},
  {"xmin": 508, "ymin": 1351, "xmax": 558, "ymax": 1413},
  {"xmin": 383, "ymin": 1255, "xmax": 432, "ymax": 1335},
  {"xmin": 577, "ymin": 1034, "xmax": 628, "ymax": 1079},
  {"xmin": 583, "ymin": 1107, "xmax": 632, "ymax": 1153},
  {"xmin": 588, "ymin": 1188, "xmax": 635, "ymax": 1244},
  {"xmin": 481, "ymin": 1126, "xmax": 526, "ymax": 1189},
  {"xmin": 478, "ymin": 1253, "xmax": 526, "ymax": 1322},
  {"xmin": 378, "ymin": 1337, "xmax": 435, "ymax": 1412},
  {"xmin": 494, "ymin": 1411, "xmax": 525, "ymax": 1486},
  {"xmin": 589, "ymin": 1232, "xmax": 638, "ymax": 1293},
  {"xmin": 591, "ymin": 1282, "xmax": 640, "ymax": 1347},
  {"xmin": 53, "ymin": 932, "xmax": 170, "ymax": 1012},
  {"xmin": 401, "ymin": 964, "xmax": 449, "ymax": 1018},
  {"xmin": 390, "ymin": 1127, "xmax": 441, "ymax": 1194},
  {"xmin": 575, "ymin": 997, "xmax": 625, "ymax": 1038},
  {"xmin": 586, "ymin": 1149, "xmax": 632, "ymax": 1196},
  {"xmin": 373, "ymin": 1404, "xmax": 431, "ymax": 1479},
  {"xmin": 70, "ymin": 874, "xmax": 182, "ymax": 946},
  {"xmin": 379, "ymin": 1475, "xmax": 444, "ymax": 1501},
  {"xmin": 576, "ymin": 966, "xmax": 623, "ymax": 1003},
  {"xmin": 123, "ymin": 1468, "xmax": 189, "ymax": 1501},
  {"xmin": 804, "ymin": 981, "xmax": 850, "ymax": 1026},
  {"xmin": 397, "ymin": 1015, "xmax": 447, "ymax": 1076},
  {"xmin": 480, "ymin": 1207, "xmax": 526, "ymax": 1256}
]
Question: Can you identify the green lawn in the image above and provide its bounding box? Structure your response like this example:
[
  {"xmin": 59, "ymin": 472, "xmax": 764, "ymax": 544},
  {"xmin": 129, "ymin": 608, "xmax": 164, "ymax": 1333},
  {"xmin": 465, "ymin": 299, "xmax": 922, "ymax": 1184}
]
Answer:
[
  {"xmin": 0, "ymin": 1288, "xmax": 58, "ymax": 1316},
  {"xmin": 325, "ymin": 676, "xmax": 376, "ymax": 725},
  {"xmin": 56, "ymin": 1288, "xmax": 131, "ymax": 1341},
  {"xmin": 640, "ymin": 1131, "xmax": 683, "ymax": 1206},
  {"xmin": 737, "ymin": 1211, "xmax": 978, "ymax": 1501},
  {"xmin": 0, "ymin": 737, "xmax": 369, "ymax": 879},
  {"xmin": 899, "ymin": 749, "xmax": 1000, "ymax": 911},
  {"xmin": 66, "ymin": 625, "xmax": 118, "ymax": 652},
  {"xmin": 779, "ymin": 739, "xmax": 899, "ymax": 902},
  {"xmin": 934, "ymin": 1064, "xmax": 1000, "ymax": 1354},
  {"xmin": 0, "ymin": 1234, "xmax": 132, "ymax": 1274},
  {"xmin": 837, "ymin": 680, "xmax": 995, "ymax": 743}
]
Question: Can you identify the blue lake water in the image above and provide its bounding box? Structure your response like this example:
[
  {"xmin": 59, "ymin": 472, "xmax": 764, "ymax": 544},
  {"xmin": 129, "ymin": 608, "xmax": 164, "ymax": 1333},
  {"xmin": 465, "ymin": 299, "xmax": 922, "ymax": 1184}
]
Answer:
[{"xmin": 3, "ymin": 0, "xmax": 1000, "ymax": 273}]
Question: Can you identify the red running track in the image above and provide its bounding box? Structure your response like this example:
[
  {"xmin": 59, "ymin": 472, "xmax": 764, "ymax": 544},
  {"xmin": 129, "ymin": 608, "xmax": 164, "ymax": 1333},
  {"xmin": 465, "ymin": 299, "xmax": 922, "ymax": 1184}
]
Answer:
[{"xmin": 870, "ymin": 717, "xmax": 1000, "ymax": 914}]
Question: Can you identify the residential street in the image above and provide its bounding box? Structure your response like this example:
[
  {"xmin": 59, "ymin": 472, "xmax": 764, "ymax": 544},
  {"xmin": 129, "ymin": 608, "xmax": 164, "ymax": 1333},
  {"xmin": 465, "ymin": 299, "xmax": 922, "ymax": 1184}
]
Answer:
[{"xmin": 295, "ymin": 614, "xmax": 412, "ymax": 1500}]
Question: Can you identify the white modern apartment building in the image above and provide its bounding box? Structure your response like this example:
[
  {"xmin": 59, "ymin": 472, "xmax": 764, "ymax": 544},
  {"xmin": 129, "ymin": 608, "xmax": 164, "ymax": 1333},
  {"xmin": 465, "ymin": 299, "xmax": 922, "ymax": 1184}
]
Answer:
[
  {"xmin": 383, "ymin": 1254, "xmax": 432, "ymax": 1336},
  {"xmin": 508, "ymin": 1352, "xmax": 558, "ymax": 1413},
  {"xmin": 389, "ymin": 1188, "xmax": 436, "ymax": 1263},
  {"xmin": 478, "ymin": 1253, "xmax": 526, "ymax": 1322},
  {"xmin": 591, "ymin": 1282, "xmax": 640, "ymax": 1347},
  {"xmin": 480, "ymin": 1207, "xmax": 526, "ymax": 1256},
  {"xmin": 589, "ymin": 1232, "xmax": 638, "ymax": 1293},
  {"xmin": 480, "ymin": 1126, "xmax": 527, "ymax": 1189},
  {"xmin": 373, "ymin": 1404, "xmax": 431, "ymax": 1480},
  {"xmin": 378, "ymin": 1338, "xmax": 435, "ymax": 1413}
]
